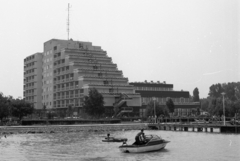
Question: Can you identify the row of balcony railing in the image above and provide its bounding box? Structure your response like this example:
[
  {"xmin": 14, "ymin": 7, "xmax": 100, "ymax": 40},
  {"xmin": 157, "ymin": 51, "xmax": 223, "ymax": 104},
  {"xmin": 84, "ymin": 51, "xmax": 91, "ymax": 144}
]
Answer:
[
  {"xmin": 75, "ymin": 68, "xmax": 120, "ymax": 72},
  {"xmin": 54, "ymin": 78, "xmax": 74, "ymax": 84},
  {"xmin": 88, "ymin": 83, "xmax": 133, "ymax": 87},
  {"xmin": 53, "ymin": 103, "xmax": 81, "ymax": 108},
  {"xmin": 82, "ymin": 75, "xmax": 127, "ymax": 79},
  {"xmin": 54, "ymin": 94, "xmax": 84, "ymax": 100},
  {"xmin": 24, "ymin": 86, "xmax": 36, "ymax": 90},
  {"xmin": 54, "ymin": 86, "xmax": 79, "ymax": 92},
  {"xmin": 24, "ymin": 63, "xmax": 36, "ymax": 69},
  {"xmin": 54, "ymin": 63, "xmax": 66, "ymax": 68},
  {"xmin": 99, "ymin": 92, "xmax": 140, "ymax": 95},
  {"xmin": 24, "ymin": 93, "xmax": 36, "ymax": 97},
  {"xmin": 53, "ymin": 55, "xmax": 61, "ymax": 60},
  {"xmin": 71, "ymin": 59, "xmax": 111, "ymax": 64},
  {"xmin": 24, "ymin": 78, "xmax": 37, "ymax": 84},
  {"xmin": 77, "ymin": 69, "xmax": 121, "ymax": 73},
  {"xmin": 53, "ymin": 104, "xmax": 80, "ymax": 108},
  {"xmin": 64, "ymin": 47, "xmax": 106, "ymax": 53},
  {"xmin": 68, "ymin": 55, "xmax": 112, "ymax": 61},
  {"xmin": 54, "ymin": 70, "xmax": 70, "ymax": 76},
  {"xmin": 73, "ymin": 61, "xmax": 115, "ymax": 66},
  {"xmin": 24, "ymin": 70, "xmax": 37, "ymax": 76}
]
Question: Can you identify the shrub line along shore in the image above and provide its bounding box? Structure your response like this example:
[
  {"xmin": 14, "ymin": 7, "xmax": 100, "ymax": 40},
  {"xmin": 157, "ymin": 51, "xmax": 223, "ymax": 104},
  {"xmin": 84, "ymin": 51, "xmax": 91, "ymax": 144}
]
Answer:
[{"xmin": 0, "ymin": 123, "xmax": 148, "ymax": 135}]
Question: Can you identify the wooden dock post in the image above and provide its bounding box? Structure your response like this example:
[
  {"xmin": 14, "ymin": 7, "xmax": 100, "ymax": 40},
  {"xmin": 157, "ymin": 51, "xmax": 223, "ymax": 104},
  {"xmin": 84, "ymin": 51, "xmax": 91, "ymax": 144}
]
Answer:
[
  {"xmin": 210, "ymin": 128, "xmax": 213, "ymax": 132},
  {"xmin": 205, "ymin": 127, "xmax": 208, "ymax": 132},
  {"xmin": 174, "ymin": 127, "xmax": 176, "ymax": 131},
  {"xmin": 197, "ymin": 127, "xmax": 202, "ymax": 132},
  {"xmin": 184, "ymin": 127, "xmax": 188, "ymax": 131},
  {"xmin": 192, "ymin": 127, "xmax": 195, "ymax": 132}
]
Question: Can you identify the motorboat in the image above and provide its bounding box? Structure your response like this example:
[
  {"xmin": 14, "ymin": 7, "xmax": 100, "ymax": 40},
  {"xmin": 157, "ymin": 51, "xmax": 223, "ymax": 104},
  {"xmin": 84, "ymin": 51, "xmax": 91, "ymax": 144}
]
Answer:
[
  {"xmin": 119, "ymin": 135, "xmax": 170, "ymax": 153},
  {"xmin": 102, "ymin": 137, "xmax": 128, "ymax": 142}
]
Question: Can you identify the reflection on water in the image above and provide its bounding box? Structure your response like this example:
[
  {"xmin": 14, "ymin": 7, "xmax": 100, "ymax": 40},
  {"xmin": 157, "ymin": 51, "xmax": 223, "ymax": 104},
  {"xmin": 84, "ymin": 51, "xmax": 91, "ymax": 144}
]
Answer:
[{"xmin": 1, "ymin": 130, "xmax": 240, "ymax": 161}]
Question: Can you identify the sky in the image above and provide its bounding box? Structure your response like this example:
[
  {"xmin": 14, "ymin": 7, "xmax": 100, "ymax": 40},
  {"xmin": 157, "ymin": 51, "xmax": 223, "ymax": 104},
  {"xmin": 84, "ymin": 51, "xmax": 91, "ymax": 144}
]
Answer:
[{"xmin": 0, "ymin": 0, "xmax": 239, "ymax": 99}]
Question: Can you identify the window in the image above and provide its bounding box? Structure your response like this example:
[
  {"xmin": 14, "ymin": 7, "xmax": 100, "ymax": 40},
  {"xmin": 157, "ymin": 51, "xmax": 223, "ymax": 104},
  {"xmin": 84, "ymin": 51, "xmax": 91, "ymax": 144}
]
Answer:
[
  {"xmin": 103, "ymin": 80, "xmax": 109, "ymax": 85},
  {"xmin": 109, "ymin": 88, "xmax": 114, "ymax": 93},
  {"xmin": 54, "ymin": 46, "xmax": 57, "ymax": 50},
  {"xmin": 79, "ymin": 43, "xmax": 83, "ymax": 49}
]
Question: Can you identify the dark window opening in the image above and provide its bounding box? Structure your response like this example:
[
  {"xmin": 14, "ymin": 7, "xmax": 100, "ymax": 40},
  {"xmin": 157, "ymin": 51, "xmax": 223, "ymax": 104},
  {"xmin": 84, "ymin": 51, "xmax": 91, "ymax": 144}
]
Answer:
[{"xmin": 103, "ymin": 80, "xmax": 109, "ymax": 85}]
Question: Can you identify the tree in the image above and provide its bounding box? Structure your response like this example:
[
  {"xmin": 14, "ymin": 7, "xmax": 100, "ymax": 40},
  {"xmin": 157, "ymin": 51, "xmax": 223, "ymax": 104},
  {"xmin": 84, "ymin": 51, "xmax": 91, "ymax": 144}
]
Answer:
[
  {"xmin": 42, "ymin": 104, "xmax": 46, "ymax": 118},
  {"xmin": 67, "ymin": 105, "xmax": 73, "ymax": 117},
  {"xmin": 207, "ymin": 82, "xmax": 240, "ymax": 117},
  {"xmin": 0, "ymin": 93, "xmax": 9, "ymax": 121},
  {"xmin": 83, "ymin": 88, "xmax": 105, "ymax": 118},
  {"xmin": 166, "ymin": 98, "xmax": 175, "ymax": 116},
  {"xmin": 193, "ymin": 87, "xmax": 200, "ymax": 102},
  {"xmin": 208, "ymin": 83, "xmax": 224, "ymax": 98},
  {"xmin": 230, "ymin": 100, "xmax": 240, "ymax": 117},
  {"xmin": 11, "ymin": 98, "xmax": 34, "ymax": 120},
  {"xmin": 200, "ymin": 98, "xmax": 210, "ymax": 112},
  {"xmin": 209, "ymin": 97, "xmax": 220, "ymax": 116},
  {"xmin": 145, "ymin": 100, "xmax": 169, "ymax": 117}
]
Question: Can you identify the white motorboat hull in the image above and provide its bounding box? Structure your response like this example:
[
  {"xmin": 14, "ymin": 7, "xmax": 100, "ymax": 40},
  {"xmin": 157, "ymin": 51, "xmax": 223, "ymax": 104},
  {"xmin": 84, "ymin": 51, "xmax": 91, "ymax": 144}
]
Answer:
[{"xmin": 119, "ymin": 142, "xmax": 168, "ymax": 153}]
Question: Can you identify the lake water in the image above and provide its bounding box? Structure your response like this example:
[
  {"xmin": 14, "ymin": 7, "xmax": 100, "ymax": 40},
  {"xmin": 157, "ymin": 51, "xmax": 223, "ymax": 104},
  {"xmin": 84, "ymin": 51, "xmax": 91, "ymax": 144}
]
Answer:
[{"xmin": 0, "ymin": 129, "xmax": 239, "ymax": 161}]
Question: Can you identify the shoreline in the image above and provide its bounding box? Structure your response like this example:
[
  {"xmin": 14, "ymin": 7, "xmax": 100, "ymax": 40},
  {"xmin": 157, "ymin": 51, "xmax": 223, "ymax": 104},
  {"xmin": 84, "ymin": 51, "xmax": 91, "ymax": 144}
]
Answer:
[{"xmin": 0, "ymin": 123, "xmax": 147, "ymax": 135}]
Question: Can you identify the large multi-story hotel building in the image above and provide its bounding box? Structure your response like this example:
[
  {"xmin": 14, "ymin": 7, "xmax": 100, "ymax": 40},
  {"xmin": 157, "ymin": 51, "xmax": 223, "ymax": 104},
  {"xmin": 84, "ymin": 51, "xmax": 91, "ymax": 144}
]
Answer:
[
  {"xmin": 24, "ymin": 39, "xmax": 199, "ymax": 117},
  {"xmin": 24, "ymin": 39, "xmax": 141, "ymax": 116}
]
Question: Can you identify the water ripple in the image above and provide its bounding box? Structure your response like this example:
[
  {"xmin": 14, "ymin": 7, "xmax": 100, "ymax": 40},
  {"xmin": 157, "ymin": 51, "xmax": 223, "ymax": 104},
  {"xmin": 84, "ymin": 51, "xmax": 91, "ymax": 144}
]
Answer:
[{"xmin": 1, "ymin": 130, "xmax": 240, "ymax": 161}]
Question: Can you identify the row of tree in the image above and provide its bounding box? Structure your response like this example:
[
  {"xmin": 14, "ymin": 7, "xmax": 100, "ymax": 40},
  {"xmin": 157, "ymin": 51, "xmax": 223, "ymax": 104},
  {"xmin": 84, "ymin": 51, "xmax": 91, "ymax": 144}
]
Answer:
[
  {"xmin": 200, "ymin": 82, "xmax": 240, "ymax": 117},
  {"xmin": 145, "ymin": 97, "xmax": 175, "ymax": 118},
  {"xmin": 0, "ymin": 92, "xmax": 34, "ymax": 121},
  {"xmin": 5, "ymin": 81, "xmax": 238, "ymax": 121}
]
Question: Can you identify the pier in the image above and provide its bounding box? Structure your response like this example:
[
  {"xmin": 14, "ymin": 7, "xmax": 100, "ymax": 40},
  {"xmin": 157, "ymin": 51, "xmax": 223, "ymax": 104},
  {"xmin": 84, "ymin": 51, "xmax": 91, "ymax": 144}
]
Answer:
[{"xmin": 148, "ymin": 123, "xmax": 240, "ymax": 133}]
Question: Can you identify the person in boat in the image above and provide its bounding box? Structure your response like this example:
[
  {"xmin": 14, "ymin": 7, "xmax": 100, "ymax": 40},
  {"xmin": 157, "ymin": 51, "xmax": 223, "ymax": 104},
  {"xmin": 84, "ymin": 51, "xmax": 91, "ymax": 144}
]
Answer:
[
  {"xmin": 106, "ymin": 133, "xmax": 111, "ymax": 140},
  {"xmin": 106, "ymin": 133, "xmax": 114, "ymax": 140},
  {"xmin": 135, "ymin": 129, "xmax": 146, "ymax": 145}
]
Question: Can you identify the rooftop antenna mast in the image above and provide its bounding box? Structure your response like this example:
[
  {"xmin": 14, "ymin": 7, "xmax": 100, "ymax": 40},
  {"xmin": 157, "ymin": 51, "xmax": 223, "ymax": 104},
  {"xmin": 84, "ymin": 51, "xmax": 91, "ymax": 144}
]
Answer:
[{"xmin": 67, "ymin": 3, "xmax": 71, "ymax": 40}]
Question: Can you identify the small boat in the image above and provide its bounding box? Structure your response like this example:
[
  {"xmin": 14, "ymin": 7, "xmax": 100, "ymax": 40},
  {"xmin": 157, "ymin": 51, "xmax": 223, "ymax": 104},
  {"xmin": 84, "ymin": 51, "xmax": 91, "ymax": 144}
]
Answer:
[
  {"xmin": 102, "ymin": 137, "xmax": 128, "ymax": 142},
  {"xmin": 119, "ymin": 135, "xmax": 170, "ymax": 153}
]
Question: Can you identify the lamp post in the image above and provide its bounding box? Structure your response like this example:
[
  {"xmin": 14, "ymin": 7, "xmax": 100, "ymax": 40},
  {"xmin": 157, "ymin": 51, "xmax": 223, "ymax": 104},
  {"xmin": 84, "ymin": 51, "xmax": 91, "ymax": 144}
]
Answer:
[
  {"xmin": 153, "ymin": 97, "xmax": 156, "ymax": 123},
  {"xmin": 221, "ymin": 92, "xmax": 226, "ymax": 126}
]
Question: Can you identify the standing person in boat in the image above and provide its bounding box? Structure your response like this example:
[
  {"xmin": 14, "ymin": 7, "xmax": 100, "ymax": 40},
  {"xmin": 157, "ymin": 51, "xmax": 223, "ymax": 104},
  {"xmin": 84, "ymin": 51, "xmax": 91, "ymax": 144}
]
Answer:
[
  {"xmin": 106, "ymin": 133, "xmax": 111, "ymax": 140},
  {"xmin": 106, "ymin": 133, "xmax": 114, "ymax": 140},
  {"xmin": 135, "ymin": 129, "xmax": 146, "ymax": 145}
]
